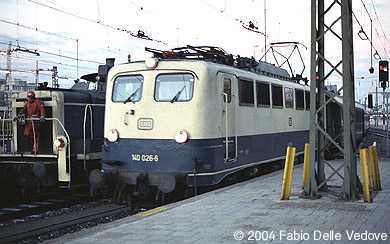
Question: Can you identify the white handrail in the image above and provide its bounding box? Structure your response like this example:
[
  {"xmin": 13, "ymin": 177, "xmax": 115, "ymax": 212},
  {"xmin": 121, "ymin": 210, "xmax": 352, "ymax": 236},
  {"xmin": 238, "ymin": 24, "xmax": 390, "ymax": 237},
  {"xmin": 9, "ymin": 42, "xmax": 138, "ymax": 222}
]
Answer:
[
  {"xmin": 233, "ymin": 94, "xmax": 238, "ymax": 161},
  {"xmin": 222, "ymin": 93, "xmax": 238, "ymax": 163},
  {"xmin": 83, "ymin": 104, "xmax": 105, "ymax": 170},
  {"xmin": 223, "ymin": 93, "xmax": 229, "ymax": 162}
]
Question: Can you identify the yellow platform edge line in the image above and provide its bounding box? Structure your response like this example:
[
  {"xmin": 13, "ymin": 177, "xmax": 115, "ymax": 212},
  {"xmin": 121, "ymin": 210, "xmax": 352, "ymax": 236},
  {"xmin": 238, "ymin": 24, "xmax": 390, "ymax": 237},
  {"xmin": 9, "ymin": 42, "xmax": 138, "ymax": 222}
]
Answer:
[{"xmin": 135, "ymin": 206, "xmax": 169, "ymax": 217}]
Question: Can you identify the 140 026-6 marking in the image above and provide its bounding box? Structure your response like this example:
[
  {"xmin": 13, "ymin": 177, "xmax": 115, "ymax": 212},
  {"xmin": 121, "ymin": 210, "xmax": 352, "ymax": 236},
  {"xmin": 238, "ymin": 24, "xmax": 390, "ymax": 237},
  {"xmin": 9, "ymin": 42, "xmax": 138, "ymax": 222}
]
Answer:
[{"xmin": 132, "ymin": 154, "xmax": 159, "ymax": 162}]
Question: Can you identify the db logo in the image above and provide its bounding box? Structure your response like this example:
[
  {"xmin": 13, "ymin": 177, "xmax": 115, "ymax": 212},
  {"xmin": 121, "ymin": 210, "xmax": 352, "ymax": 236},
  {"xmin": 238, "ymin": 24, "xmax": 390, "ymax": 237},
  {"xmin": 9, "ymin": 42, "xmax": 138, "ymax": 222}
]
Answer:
[{"xmin": 138, "ymin": 118, "xmax": 154, "ymax": 130}]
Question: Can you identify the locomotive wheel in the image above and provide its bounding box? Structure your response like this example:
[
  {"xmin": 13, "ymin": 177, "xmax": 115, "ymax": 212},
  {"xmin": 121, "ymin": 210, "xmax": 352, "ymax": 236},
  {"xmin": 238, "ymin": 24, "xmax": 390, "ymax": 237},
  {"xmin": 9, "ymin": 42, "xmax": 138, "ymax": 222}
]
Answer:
[
  {"xmin": 155, "ymin": 190, "xmax": 166, "ymax": 206},
  {"xmin": 114, "ymin": 184, "xmax": 136, "ymax": 211},
  {"xmin": 123, "ymin": 189, "xmax": 133, "ymax": 210},
  {"xmin": 113, "ymin": 184, "xmax": 125, "ymax": 204}
]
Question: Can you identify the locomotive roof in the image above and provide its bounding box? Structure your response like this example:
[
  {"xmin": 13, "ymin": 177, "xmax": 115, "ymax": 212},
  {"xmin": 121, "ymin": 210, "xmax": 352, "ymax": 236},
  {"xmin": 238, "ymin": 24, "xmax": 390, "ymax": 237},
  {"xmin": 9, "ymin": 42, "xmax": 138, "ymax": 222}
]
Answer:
[
  {"xmin": 145, "ymin": 45, "xmax": 300, "ymax": 83},
  {"xmin": 333, "ymin": 95, "xmax": 364, "ymax": 110}
]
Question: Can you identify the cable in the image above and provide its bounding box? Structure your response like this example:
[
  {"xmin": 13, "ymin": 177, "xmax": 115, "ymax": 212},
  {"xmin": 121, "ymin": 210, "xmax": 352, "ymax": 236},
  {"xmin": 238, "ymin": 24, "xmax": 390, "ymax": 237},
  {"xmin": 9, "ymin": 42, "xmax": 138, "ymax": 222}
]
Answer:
[
  {"xmin": 0, "ymin": 33, "xmax": 123, "ymax": 62},
  {"xmin": 27, "ymin": 0, "xmax": 167, "ymax": 44},
  {"xmin": 0, "ymin": 19, "xmax": 76, "ymax": 41},
  {"xmin": 0, "ymin": 40, "xmax": 103, "ymax": 66},
  {"xmin": 198, "ymin": 0, "xmax": 264, "ymax": 35},
  {"xmin": 369, "ymin": 1, "xmax": 390, "ymax": 58},
  {"xmin": 358, "ymin": 0, "xmax": 389, "ymax": 58},
  {"xmin": 0, "ymin": 52, "xmax": 96, "ymax": 73},
  {"xmin": 0, "ymin": 20, "xmax": 138, "ymax": 57}
]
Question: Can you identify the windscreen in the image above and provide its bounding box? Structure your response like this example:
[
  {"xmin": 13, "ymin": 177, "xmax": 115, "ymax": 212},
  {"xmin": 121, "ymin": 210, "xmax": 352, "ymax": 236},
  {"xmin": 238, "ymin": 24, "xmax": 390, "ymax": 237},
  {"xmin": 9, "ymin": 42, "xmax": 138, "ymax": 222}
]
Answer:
[
  {"xmin": 154, "ymin": 73, "xmax": 194, "ymax": 102},
  {"xmin": 112, "ymin": 75, "xmax": 144, "ymax": 103}
]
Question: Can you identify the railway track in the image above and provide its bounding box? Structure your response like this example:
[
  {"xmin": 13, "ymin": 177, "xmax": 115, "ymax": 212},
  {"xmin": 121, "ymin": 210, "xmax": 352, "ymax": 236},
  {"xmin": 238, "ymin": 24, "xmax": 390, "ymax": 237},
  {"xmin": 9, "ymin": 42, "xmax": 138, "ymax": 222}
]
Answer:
[
  {"xmin": 0, "ymin": 190, "xmax": 91, "ymax": 222},
  {"xmin": 0, "ymin": 202, "xmax": 131, "ymax": 243},
  {"xmin": 0, "ymin": 154, "xmax": 303, "ymax": 243},
  {"xmin": 367, "ymin": 129, "xmax": 389, "ymax": 138}
]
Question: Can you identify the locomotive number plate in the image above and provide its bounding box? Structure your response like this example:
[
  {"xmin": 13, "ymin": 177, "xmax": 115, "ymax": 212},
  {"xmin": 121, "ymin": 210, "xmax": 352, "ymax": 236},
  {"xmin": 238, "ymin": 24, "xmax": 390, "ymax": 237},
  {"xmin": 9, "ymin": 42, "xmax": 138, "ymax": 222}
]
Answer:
[
  {"xmin": 138, "ymin": 118, "xmax": 154, "ymax": 130},
  {"xmin": 132, "ymin": 154, "xmax": 159, "ymax": 162}
]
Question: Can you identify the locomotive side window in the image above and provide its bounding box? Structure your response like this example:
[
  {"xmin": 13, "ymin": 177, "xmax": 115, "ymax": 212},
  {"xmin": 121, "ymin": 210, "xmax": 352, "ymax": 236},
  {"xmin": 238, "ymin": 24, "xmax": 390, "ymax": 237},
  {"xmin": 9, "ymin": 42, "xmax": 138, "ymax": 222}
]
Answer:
[
  {"xmin": 295, "ymin": 89, "xmax": 304, "ymax": 110},
  {"xmin": 284, "ymin": 87, "xmax": 294, "ymax": 108},
  {"xmin": 256, "ymin": 81, "xmax": 270, "ymax": 107},
  {"xmin": 305, "ymin": 91, "xmax": 310, "ymax": 110},
  {"xmin": 238, "ymin": 78, "xmax": 254, "ymax": 106},
  {"xmin": 112, "ymin": 75, "xmax": 143, "ymax": 103},
  {"xmin": 155, "ymin": 73, "xmax": 194, "ymax": 102},
  {"xmin": 223, "ymin": 78, "xmax": 232, "ymax": 103},
  {"xmin": 272, "ymin": 84, "xmax": 283, "ymax": 108}
]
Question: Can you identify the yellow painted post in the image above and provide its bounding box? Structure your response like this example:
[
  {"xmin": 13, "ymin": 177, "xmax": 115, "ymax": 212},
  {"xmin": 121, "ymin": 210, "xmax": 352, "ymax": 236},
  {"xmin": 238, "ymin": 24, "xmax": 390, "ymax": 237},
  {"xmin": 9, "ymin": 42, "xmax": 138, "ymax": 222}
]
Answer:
[
  {"xmin": 302, "ymin": 144, "xmax": 310, "ymax": 189},
  {"xmin": 369, "ymin": 146, "xmax": 381, "ymax": 191},
  {"xmin": 281, "ymin": 147, "xmax": 296, "ymax": 200},
  {"xmin": 368, "ymin": 146, "xmax": 378, "ymax": 191},
  {"xmin": 359, "ymin": 149, "xmax": 373, "ymax": 203}
]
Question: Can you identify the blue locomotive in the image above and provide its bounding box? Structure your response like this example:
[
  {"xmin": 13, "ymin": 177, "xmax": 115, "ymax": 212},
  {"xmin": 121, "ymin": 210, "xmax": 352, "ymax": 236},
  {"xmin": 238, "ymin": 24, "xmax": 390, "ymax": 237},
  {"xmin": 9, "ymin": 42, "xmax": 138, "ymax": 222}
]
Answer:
[{"xmin": 0, "ymin": 59, "xmax": 114, "ymax": 201}]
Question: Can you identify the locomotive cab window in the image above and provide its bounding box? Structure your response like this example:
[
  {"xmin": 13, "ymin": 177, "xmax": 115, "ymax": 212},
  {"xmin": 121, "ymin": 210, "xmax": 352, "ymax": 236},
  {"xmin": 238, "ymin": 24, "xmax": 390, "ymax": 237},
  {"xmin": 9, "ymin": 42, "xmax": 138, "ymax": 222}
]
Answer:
[
  {"xmin": 256, "ymin": 81, "xmax": 270, "ymax": 107},
  {"xmin": 238, "ymin": 78, "xmax": 254, "ymax": 106},
  {"xmin": 155, "ymin": 73, "xmax": 194, "ymax": 102},
  {"xmin": 295, "ymin": 89, "xmax": 304, "ymax": 110},
  {"xmin": 305, "ymin": 91, "xmax": 310, "ymax": 110},
  {"xmin": 284, "ymin": 87, "xmax": 294, "ymax": 109},
  {"xmin": 272, "ymin": 84, "xmax": 283, "ymax": 108},
  {"xmin": 112, "ymin": 75, "xmax": 143, "ymax": 103}
]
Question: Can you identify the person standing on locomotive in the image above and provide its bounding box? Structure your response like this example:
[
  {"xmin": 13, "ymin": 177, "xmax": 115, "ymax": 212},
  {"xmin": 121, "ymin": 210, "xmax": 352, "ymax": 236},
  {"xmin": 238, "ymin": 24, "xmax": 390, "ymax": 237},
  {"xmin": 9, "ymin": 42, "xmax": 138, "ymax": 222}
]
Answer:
[{"xmin": 16, "ymin": 91, "xmax": 46, "ymax": 153}]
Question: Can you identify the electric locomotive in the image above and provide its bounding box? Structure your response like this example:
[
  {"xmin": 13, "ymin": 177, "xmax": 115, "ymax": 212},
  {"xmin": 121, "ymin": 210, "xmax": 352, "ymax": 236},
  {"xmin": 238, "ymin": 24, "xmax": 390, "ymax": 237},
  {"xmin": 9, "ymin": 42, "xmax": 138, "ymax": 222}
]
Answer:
[
  {"xmin": 0, "ymin": 58, "xmax": 114, "ymax": 201},
  {"xmin": 94, "ymin": 46, "xmax": 311, "ymax": 203}
]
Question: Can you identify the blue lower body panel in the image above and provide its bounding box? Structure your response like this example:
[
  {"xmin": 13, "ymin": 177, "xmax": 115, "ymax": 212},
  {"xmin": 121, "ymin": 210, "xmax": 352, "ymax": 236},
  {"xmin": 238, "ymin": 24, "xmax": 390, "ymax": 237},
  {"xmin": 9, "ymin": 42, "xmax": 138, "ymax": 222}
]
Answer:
[{"xmin": 101, "ymin": 130, "xmax": 309, "ymax": 190}]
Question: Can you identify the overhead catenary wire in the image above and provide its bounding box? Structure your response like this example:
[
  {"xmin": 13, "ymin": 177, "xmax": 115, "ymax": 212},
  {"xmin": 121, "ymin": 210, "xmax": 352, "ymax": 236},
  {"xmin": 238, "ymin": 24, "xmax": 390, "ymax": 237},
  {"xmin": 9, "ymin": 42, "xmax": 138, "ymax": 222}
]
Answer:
[
  {"xmin": 0, "ymin": 52, "xmax": 97, "ymax": 72},
  {"xmin": 27, "ymin": 0, "xmax": 168, "ymax": 44},
  {"xmin": 357, "ymin": 0, "xmax": 389, "ymax": 59},
  {"xmin": 370, "ymin": 0, "xmax": 390, "ymax": 46},
  {"xmin": 0, "ymin": 40, "xmax": 103, "ymax": 66},
  {"xmin": 198, "ymin": 0, "xmax": 265, "ymax": 36},
  {"xmin": 0, "ymin": 20, "xmax": 139, "ymax": 57},
  {"xmin": 0, "ymin": 34, "xmax": 124, "ymax": 61}
]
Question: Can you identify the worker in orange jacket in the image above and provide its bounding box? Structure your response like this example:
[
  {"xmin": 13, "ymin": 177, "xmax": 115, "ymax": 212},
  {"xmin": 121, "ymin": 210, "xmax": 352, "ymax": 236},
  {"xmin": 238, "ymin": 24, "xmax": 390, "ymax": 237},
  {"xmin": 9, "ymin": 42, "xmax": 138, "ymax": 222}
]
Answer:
[{"xmin": 16, "ymin": 91, "xmax": 46, "ymax": 153}]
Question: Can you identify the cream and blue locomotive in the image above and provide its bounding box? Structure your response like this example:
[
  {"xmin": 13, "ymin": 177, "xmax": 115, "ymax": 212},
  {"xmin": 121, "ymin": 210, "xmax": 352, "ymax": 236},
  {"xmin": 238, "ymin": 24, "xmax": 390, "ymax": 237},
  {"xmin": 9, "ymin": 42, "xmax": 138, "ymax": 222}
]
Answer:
[{"xmin": 94, "ymin": 46, "xmax": 311, "ymax": 202}]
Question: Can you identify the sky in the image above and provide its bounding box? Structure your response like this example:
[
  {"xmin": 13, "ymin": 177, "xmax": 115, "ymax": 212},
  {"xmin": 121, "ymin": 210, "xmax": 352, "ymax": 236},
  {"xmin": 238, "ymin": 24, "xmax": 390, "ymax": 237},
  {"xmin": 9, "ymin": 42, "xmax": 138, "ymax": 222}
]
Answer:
[{"xmin": 0, "ymin": 0, "xmax": 389, "ymax": 105}]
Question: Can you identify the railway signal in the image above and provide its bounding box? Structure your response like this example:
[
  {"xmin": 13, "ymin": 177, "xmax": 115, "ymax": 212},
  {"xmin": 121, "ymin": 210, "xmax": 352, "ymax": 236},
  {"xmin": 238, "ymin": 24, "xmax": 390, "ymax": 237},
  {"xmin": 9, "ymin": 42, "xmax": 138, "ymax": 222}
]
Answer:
[
  {"xmin": 368, "ymin": 94, "xmax": 373, "ymax": 108},
  {"xmin": 379, "ymin": 60, "xmax": 388, "ymax": 90}
]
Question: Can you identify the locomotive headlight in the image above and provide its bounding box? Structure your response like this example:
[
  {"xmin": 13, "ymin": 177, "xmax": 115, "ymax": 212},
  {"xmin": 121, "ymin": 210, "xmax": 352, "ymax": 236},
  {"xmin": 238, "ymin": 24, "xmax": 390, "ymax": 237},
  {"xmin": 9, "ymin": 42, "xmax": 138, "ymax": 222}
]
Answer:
[
  {"xmin": 107, "ymin": 129, "xmax": 119, "ymax": 142},
  {"xmin": 54, "ymin": 138, "xmax": 65, "ymax": 148},
  {"xmin": 175, "ymin": 130, "xmax": 189, "ymax": 143},
  {"xmin": 145, "ymin": 57, "xmax": 158, "ymax": 69}
]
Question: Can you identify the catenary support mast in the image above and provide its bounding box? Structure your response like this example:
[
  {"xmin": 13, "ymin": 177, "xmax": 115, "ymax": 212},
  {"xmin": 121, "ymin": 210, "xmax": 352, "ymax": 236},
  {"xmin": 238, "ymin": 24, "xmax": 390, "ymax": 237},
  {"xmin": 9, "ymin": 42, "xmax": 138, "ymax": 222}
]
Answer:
[{"xmin": 302, "ymin": 0, "xmax": 360, "ymax": 199}]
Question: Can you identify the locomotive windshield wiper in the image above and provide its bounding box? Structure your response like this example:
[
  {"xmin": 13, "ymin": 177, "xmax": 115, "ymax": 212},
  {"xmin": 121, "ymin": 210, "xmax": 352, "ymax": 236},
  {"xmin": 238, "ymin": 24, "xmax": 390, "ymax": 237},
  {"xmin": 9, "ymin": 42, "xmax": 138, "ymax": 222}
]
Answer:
[
  {"xmin": 124, "ymin": 88, "xmax": 140, "ymax": 104},
  {"xmin": 171, "ymin": 86, "xmax": 186, "ymax": 103}
]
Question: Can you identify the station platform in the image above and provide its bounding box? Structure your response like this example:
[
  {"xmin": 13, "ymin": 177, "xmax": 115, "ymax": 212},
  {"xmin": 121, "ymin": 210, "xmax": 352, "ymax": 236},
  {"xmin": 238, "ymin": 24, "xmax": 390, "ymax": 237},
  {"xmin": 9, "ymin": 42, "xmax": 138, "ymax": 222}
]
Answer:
[{"xmin": 51, "ymin": 152, "xmax": 390, "ymax": 244}]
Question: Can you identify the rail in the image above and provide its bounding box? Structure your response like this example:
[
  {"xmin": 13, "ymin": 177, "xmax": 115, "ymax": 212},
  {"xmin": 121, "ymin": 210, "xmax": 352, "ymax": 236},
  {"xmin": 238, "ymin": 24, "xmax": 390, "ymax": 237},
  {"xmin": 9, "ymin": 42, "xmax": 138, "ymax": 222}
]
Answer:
[{"xmin": 0, "ymin": 203, "xmax": 130, "ymax": 243}]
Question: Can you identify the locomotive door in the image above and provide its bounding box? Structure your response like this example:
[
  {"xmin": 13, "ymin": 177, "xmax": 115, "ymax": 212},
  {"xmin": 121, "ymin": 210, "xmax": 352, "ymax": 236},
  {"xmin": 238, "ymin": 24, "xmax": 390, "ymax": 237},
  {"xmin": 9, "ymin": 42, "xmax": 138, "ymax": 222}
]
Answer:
[{"xmin": 221, "ymin": 74, "xmax": 238, "ymax": 162}]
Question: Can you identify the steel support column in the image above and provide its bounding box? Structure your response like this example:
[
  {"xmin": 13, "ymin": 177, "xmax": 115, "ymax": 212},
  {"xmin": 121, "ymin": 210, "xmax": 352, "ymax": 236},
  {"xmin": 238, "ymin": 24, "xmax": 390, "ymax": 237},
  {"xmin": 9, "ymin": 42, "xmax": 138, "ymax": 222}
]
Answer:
[
  {"xmin": 341, "ymin": 0, "xmax": 358, "ymax": 199},
  {"xmin": 302, "ymin": 0, "xmax": 360, "ymax": 199}
]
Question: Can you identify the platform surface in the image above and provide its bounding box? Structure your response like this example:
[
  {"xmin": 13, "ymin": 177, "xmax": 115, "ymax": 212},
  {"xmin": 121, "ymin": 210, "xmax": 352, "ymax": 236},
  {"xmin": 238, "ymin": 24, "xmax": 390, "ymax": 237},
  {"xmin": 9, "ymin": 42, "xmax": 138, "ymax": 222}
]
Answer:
[{"xmin": 50, "ymin": 152, "xmax": 390, "ymax": 244}]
